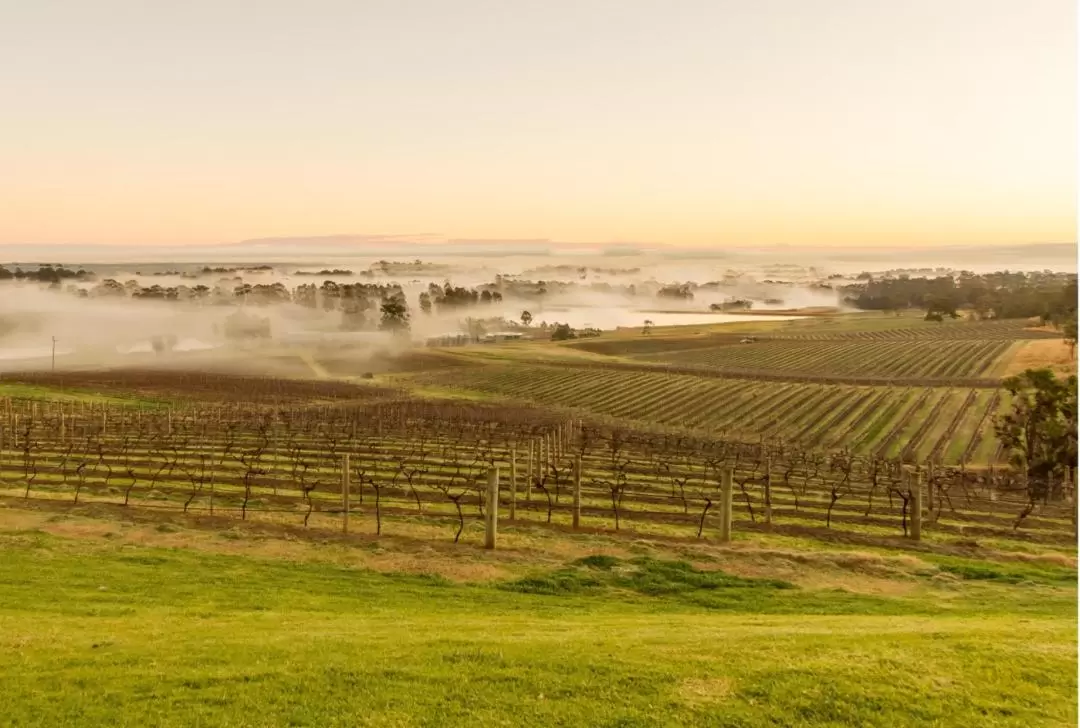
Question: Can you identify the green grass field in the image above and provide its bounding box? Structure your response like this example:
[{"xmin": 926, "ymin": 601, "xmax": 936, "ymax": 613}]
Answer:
[{"xmin": 0, "ymin": 506, "xmax": 1075, "ymax": 727}]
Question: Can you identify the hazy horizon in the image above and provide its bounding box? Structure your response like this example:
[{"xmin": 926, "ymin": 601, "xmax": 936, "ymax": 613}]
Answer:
[{"xmin": 3, "ymin": 0, "xmax": 1076, "ymax": 248}]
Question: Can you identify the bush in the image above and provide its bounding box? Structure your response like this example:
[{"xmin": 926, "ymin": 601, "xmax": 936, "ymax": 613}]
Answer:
[{"xmin": 550, "ymin": 323, "xmax": 577, "ymax": 341}]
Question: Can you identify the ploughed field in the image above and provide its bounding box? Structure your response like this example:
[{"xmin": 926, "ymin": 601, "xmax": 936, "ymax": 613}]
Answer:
[{"xmin": 1, "ymin": 368, "xmax": 402, "ymax": 404}]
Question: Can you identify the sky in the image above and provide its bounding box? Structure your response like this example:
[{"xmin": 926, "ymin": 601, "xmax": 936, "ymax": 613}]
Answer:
[{"xmin": 1, "ymin": 0, "xmax": 1076, "ymax": 248}]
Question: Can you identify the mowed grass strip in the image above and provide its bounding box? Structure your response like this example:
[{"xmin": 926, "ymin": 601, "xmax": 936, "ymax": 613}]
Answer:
[{"xmin": 0, "ymin": 523, "xmax": 1075, "ymax": 728}]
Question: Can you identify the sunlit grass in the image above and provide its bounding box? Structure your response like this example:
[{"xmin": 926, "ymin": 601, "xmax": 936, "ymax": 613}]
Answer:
[{"xmin": 0, "ymin": 510, "xmax": 1074, "ymax": 727}]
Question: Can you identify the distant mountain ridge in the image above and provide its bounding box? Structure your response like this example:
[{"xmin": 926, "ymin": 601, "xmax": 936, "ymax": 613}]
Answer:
[{"xmin": 0, "ymin": 238, "xmax": 1073, "ymax": 269}]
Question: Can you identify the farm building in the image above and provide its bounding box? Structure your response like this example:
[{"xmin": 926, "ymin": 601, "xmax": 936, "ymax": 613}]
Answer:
[{"xmin": 482, "ymin": 331, "xmax": 526, "ymax": 343}]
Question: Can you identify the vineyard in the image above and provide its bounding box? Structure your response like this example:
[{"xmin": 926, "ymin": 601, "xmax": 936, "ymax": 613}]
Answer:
[
  {"xmin": 407, "ymin": 363, "xmax": 1017, "ymax": 465},
  {"xmin": 570, "ymin": 317, "xmax": 1058, "ymax": 358},
  {"xmin": 631, "ymin": 339, "xmax": 1014, "ymax": 380},
  {"xmin": 756, "ymin": 316, "xmax": 1061, "ymax": 341},
  {"xmin": 1, "ymin": 395, "xmax": 1071, "ymax": 550}
]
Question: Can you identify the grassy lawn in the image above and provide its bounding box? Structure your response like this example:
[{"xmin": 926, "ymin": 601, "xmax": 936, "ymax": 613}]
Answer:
[
  {"xmin": 0, "ymin": 507, "xmax": 1075, "ymax": 727},
  {"xmin": 0, "ymin": 382, "xmax": 159, "ymax": 406}
]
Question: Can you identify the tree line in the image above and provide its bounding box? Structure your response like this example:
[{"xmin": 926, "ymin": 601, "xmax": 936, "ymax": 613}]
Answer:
[{"xmin": 840, "ymin": 271, "xmax": 1077, "ymax": 327}]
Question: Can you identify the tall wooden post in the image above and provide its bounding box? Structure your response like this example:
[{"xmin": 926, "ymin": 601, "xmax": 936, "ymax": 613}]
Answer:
[
  {"xmin": 1067, "ymin": 468, "xmax": 1077, "ymax": 540},
  {"xmin": 910, "ymin": 469, "xmax": 923, "ymax": 541},
  {"xmin": 718, "ymin": 467, "xmax": 734, "ymax": 543},
  {"xmin": 485, "ymin": 466, "xmax": 499, "ymax": 550},
  {"xmin": 925, "ymin": 461, "xmax": 935, "ymax": 512},
  {"xmin": 763, "ymin": 458, "xmax": 773, "ymax": 526},
  {"xmin": 572, "ymin": 455, "xmax": 582, "ymax": 529},
  {"xmin": 341, "ymin": 453, "xmax": 351, "ymax": 534},
  {"xmin": 509, "ymin": 446, "xmax": 518, "ymax": 521},
  {"xmin": 526, "ymin": 440, "xmax": 534, "ymax": 502}
]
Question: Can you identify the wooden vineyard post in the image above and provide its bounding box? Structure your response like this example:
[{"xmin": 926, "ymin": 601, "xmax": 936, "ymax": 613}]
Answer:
[
  {"xmin": 763, "ymin": 458, "xmax": 773, "ymax": 526},
  {"xmin": 341, "ymin": 453, "xmax": 351, "ymax": 534},
  {"xmin": 509, "ymin": 446, "xmax": 518, "ymax": 521},
  {"xmin": 572, "ymin": 455, "xmax": 582, "ymax": 529},
  {"xmin": 526, "ymin": 440, "xmax": 534, "ymax": 502},
  {"xmin": 925, "ymin": 461, "xmax": 935, "ymax": 512},
  {"xmin": 167, "ymin": 408, "xmax": 173, "ymax": 435},
  {"xmin": 910, "ymin": 468, "xmax": 923, "ymax": 541},
  {"xmin": 1068, "ymin": 468, "xmax": 1077, "ymax": 540},
  {"xmin": 59, "ymin": 410, "xmax": 65, "ymax": 445},
  {"xmin": 718, "ymin": 467, "xmax": 734, "ymax": 543},
  {"xmin": 485, "ymin": 466, "xmax": 500, "ymax": 550}
]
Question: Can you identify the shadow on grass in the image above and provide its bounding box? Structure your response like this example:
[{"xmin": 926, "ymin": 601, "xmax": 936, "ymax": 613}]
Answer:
[{"xmin": 495, "ymin": 555, "xmax": 915, "ymax": 615}]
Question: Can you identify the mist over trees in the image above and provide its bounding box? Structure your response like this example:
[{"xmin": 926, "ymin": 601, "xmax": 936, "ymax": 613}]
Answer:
[
  {"xmin": 841, "ymin": 271, "xmax": 1077, "ymax": 323},
  {"xmin": 0, "ymin": 265, "xmax": 91, "ymax": 283},
  {"xmin": 2, "ymin": 264, "xmax": 1076, "ymax": 348}
]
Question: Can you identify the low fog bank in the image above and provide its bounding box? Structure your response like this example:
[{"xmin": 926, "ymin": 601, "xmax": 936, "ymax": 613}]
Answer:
[
  {"xmin": 3, "ymin": 240, "xmax": 1074, "ymax": 275},
  {"xmin": 7, "ymin": 245, "xmax": 1063, "ymax": 373},
  {"xmin": 0, "ymin": 282, "xmax": 814, "ymax": 374}
]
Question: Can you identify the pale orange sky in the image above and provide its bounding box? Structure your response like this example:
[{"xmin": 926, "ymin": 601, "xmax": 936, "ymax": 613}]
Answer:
[{"xmin": 1, "ymin": 0, "xmax": 1076, "ymax": 248}]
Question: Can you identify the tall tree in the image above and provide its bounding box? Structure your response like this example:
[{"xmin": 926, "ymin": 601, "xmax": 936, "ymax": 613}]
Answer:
[
  {"xmin": 995, "ymin": 368, "xmax": 1078, "ymax": 486},
  {"xmin": 379, "ymin": 294, "xmax": 410, "ymax": 333}
]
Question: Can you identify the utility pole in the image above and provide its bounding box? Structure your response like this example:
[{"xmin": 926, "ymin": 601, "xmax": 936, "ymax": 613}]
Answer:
[{"xmin": 51, "ymin": 336, "xmax": 57, "ymax": 371}]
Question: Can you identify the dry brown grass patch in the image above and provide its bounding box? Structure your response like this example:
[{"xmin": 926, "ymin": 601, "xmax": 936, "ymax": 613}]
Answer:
[{"xmin": 1002, "ymin": 339, "xmax": 1076, "ymax": 377}]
